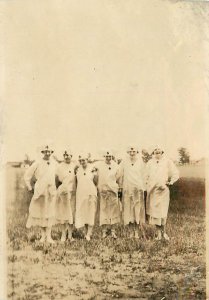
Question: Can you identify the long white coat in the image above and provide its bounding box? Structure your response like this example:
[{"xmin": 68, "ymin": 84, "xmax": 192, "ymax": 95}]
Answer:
[
  {"xmin": 119, "ymin": 157, "xmax": 146, "ymax": 225},
  {"xmin": 24, "ymin": 159, "xmax": 57, "ymax": 228},
  {"xmin": 145, "ymin": 156, "xmax": 179, "ymax": 219},
  {"xmin": 55, "ymin": 162, "xmax": 76, "ymax": 224},
  {"xmin": 96, "ymin": 161, "xmax": 121, "ymax": 225},
  {"xmin": 75, "ymin": 164, "xmax": 98, "ymax": 228}
]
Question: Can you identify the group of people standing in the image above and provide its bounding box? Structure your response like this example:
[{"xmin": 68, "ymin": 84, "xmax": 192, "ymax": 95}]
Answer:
[{"xmin": 24, "ymin": 145, "xmax": 179, "ymax": 243}]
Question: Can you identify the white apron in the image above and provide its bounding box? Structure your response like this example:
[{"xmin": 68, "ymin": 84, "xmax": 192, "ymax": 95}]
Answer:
[
  {"xmin": 146, "ymin": 157, "xmax": 179, "ymax": 220},
  {"xmin": 75, "ymin": 164, "xmax": 97, "ymax": 228},
  {"xmin": 119, "ymin": 158, "xmax": 145, "ymax": 225},
  {"xmin": 97, "ymin": 161, "xmax": 121, "ymax": 225},
  {"xmin": 55, "ymin": 162, "xmax": 76, "ymax": 225},
  {"xmin": 24, "ymin": 159, "xmax": 57, "ymax": 228}
]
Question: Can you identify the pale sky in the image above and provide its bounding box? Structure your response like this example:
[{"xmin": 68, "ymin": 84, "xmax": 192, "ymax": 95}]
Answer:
[{"xmin": 1, "ymin": 0, "xmax": 208, "ymax": 161}]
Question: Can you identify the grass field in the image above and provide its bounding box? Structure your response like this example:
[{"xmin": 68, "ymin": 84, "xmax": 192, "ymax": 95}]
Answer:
[{"xmin": 6, "ymin": 165, "xmax": 206, "ymax": 299}]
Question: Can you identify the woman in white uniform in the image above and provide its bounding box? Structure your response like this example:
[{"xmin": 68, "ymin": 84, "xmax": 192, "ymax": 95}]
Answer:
[
  {"xmin": 55, "ymin": 149, "xmax": 76, "ymax": 242},
  {"xmin": 75, "ymin": 153, "xmax": 98, "ymax": 241},
  {"xmin": 119, "ymin": 146, "xmax": 146, "ymax": 238},
  {"xmin": 24, "ymin": 145, "xmax": 57, "ymax": 243},
  {"xmin": 96, "ymin": 150, "xmax": 121, "ymax": 239},
  {"xmin": 145, "ymin": 146, "xmax": 179, "ymax": 240}
]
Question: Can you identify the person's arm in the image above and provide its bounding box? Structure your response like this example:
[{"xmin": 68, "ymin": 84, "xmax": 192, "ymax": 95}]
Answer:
[
  {"xmin": 116, "ymin": 162, "xmax": 124, "ymax": 201},
  {"xmin": 92, "ymin": 166, "xmax": 98, "ymax": 186},
  {"xmin": 74, "ymin": 164, "xmax": 79, "ymax": 174},
  {"xmin": 117, "ymin": 162, "xmax": 124, "ymax": 189},
  {"xmin": 144, "ymin": 160, "xmax": 151, "ymax": 190},
  {"xmin": 140, "ymin": 160, "xmax": 147, "ymax": 191},
  {"xmin": 72, "ymin": 175, "xmax": 77, "ymax": 192},
  {"xmin": 167, "ymin": 160, "xmax": 179, "ymax": 185},
  {"xmin": 24, "ymin": 162, "xmax": 38, "ymax": 191},
  {"xmin": 116, "ymin": 165, "xmax": 121, "ymax": 184}
]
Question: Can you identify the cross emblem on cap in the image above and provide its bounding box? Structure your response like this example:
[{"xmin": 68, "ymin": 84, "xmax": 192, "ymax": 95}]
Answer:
[
  {"xmin": 131, "ymin": 147, "xmax": 133, "ymax": 150},
  {"xmin": 46, "ymin": 145, "xmax": 49, "ymax": 149},
  {"xmin": 107, "ymin": 152, "xmax": 109, "ymax": 154}
]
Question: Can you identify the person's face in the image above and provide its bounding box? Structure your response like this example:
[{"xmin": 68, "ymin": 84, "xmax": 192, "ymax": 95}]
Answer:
[
  {"xmin": 79, "ymin": 159, "xmax": 87, "ymax": 167},
  {"xmin": 129, "ymin": 150, "xmax": 137, "ymax": 158},
  {"xmin": 105, "ymin": 155, "xmax": 112, "ymax": 163},
  {"xmin": 154, "ymin": 149, "xmax": 163, "ymax": 160},
  {"xmin": 42, "ymin": 150, "xmax": 52, "ymax": 161},
  {"xmin": 63, "ymin": 154, "xmax": 72, "ymax": 164}
]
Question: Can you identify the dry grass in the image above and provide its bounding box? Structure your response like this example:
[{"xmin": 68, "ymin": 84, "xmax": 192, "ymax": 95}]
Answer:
[{"xmin": 7, "ymin": 166, "xmax": 206, "ymax": 299}]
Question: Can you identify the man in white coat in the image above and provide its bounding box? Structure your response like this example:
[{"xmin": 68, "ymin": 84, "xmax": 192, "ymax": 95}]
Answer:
[{"xmin": 145, "ymin": 146, "xmax": 179, "ymax": 240}]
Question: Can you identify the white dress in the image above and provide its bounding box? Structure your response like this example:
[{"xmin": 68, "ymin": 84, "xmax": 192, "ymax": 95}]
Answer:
[
  {"xmin": 24, "ymin": 159, "xmax": 57, "ymax": 228},
  {"xmin": 75, "ymin": 164, "xmax": 98, "ymax": 228},
  {"xmin": 96, "ymin": 161, "xmax": 121, "ymax": 225},
  {"xmin": 145, "ymin": 156, "xmax": 179, "ymax": 225},
  {"xmin": 55, "ymin": 162, "xmax": 76, "ymax": 225},
  {"xmin": 119, "ymin": 158, "xmax": 145, "ymax": 225}
]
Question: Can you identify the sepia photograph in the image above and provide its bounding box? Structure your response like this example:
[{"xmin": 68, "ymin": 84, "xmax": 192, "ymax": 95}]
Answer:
[{"xmin": 1, "ymin": 0, "xmax": 208, "ymax": 299}]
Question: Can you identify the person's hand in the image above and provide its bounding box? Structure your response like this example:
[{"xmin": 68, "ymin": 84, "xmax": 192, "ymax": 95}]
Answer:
[
  {"xmin": 61, "ymin": 190, "xmax": 68, "ymax": 196},
  {"xmin": 71, "ymin": 191, "xmax": 76, "ymax": 196},
  {"xmin": 156, "ymin": 184, "xmax": 166, "ymax": 191},
  {"xmin": 28, "ymin": 186, "xmax": 34, "ymax": 193},
  {"xmin": 166, "ymin": 181, "xmax": 173, "ymax": 187},
  {"xmin": 74, "ymin": 165, "xmax": 79, "ymax": 174},
  {"xmin": 118, "ymin": 187, "xmax": 123, "ymax": 200}
]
